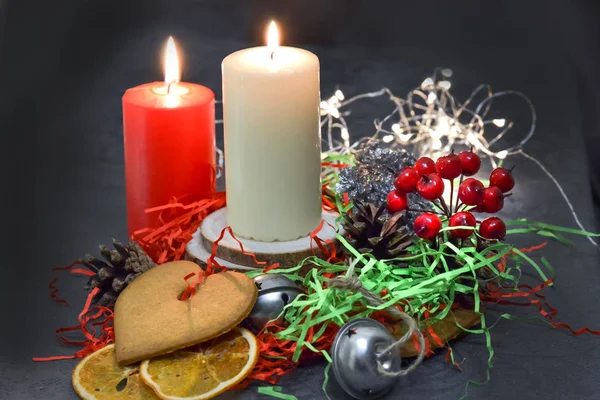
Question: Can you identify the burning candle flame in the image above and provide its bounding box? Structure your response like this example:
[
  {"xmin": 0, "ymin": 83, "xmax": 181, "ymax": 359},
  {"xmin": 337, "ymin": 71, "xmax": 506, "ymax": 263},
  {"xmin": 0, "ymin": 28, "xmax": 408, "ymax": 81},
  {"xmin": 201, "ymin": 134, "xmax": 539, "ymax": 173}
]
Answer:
[
  {"xmin": 267, "ymin": 21, "xmax": 279, "ymax": 58},
  {"xmin": 164, "ymin": 36, "xmax": 180, "ymax": 84}
]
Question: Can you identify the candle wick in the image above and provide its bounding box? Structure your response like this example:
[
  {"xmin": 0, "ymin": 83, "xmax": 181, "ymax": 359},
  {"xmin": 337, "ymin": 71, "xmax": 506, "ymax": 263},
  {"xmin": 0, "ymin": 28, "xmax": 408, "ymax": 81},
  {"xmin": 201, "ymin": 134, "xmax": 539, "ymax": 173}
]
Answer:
[
  {"xmin": 167, "ymin": 83, "xmax": 172, "ymax": 95},
  {"xmin": 270, "ymin": 51, "xmax": 275, "ymax": 61}
]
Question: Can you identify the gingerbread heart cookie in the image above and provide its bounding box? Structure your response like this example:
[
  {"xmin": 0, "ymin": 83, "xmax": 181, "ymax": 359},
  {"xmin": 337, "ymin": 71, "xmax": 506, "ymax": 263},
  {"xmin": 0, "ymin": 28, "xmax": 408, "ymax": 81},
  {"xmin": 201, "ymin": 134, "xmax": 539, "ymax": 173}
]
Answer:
[{"xmin": 114, "ymin": 261, "xmax": 257, "ymax": 365}]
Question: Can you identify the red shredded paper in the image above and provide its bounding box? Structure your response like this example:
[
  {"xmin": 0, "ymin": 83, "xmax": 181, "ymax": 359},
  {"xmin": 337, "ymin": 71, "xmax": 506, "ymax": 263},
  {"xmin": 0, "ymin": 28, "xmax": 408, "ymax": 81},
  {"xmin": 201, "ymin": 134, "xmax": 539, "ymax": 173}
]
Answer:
[
  {"xmin": 33, "ymin": 287, "xmax": 114, "ymax": 362},
  {"xmin": 37, "ymin": 193, "xmax": 600, "ymax": 389},
  {"xmin": 132, "ymin": 193, "xmax": 226, "ymax": 264},
  {"xmin": 482, "ymin": 242, "xmax": 600, "ymax": 336}
]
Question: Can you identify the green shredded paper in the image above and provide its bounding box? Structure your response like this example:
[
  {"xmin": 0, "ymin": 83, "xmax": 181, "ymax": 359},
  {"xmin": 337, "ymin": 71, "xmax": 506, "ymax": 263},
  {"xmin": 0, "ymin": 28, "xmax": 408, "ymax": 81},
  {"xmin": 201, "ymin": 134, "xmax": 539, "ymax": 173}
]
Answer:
[
  {"xmin": 257, "ymin": 386, "xmax": 298, "ymax": 400},
  {"xmin": 247, "ymin": 151, "xmax": 600, "ymax": 399}
]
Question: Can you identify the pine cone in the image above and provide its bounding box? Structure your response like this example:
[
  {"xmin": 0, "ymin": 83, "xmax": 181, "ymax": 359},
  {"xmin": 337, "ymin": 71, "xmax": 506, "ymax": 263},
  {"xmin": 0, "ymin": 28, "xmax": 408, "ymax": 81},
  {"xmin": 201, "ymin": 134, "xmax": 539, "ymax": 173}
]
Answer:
[
  {"xmin": 82, "ymin": 239, "xmax": 156, "ymax": 306},
  {"xmin": 341, "ymin": 202, "xmax": 413, "ymax": 260}
]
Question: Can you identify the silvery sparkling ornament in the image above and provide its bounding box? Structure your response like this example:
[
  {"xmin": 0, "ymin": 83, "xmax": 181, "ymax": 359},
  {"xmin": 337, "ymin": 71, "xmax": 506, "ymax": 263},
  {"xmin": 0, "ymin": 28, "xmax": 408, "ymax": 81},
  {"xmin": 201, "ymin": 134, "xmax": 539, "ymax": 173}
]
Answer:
[
  {"xmin": 335, "ymin": 139, "xmax": 432, "ymax": 232},
  {"xmin": 246, "ymin": 274, "xmax": 303, "ymax": 332},
  {"xmin": 331, "ymin": 318, "xmax": 401, "ymax": 400}
]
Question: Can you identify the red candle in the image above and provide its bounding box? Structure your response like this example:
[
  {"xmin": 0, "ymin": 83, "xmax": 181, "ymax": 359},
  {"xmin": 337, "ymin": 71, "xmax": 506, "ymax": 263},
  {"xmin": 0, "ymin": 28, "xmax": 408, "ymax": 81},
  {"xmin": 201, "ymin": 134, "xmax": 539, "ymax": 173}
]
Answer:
[{"xmin": 122, "ymin": 37, "xmax": 216, "ymax": 236}]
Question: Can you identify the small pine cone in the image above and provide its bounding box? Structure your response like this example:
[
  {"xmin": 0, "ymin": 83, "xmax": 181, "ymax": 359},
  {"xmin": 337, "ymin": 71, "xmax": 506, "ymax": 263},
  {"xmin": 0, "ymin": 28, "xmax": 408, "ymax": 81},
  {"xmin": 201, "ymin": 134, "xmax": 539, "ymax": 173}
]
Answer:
[
  {"xmin": 109, "ymin": 250, "xmax": 126, "ymax": 269},
  {"xmin": 125, "ymin": 252, "xmax": 140, "ymax": 272},
  {"xmin": 125, "ymin": 241, "xmax": 155, "ymax": 273},
  {"xmin": 126, "ymin": 273, "xmax": 138, "ymax": 284},
  {"xmin": 99, "ymin": 245, "xmax": 112, "ymax": 263},
  {"xmin": 111, "ymin": 276, "xmax": 126, "ymax": 293},
  {"xmin": 111, "ymin": 273, "xmax": 137, "ymax": 293},
  {"xmin": 85, "ymin": 275, "xmax": 101, "ymax": 290},
  {"xmin": 97, "ymin": 267, "xmax": 117, "ymax": 282},
  {"xmin": 130, "ymin": 240, "xmax": 155, "ymax": 265},
  {"xmin": 111, "ymin": 238, "xmax": 130, "ymax": 258},
  {"xmin": 81, "ymin": 254, "xmax": 106, "ymax": 272},
  {"xmin": 96, "ymin": 291, "xmax": 118, "ymax": 307}
]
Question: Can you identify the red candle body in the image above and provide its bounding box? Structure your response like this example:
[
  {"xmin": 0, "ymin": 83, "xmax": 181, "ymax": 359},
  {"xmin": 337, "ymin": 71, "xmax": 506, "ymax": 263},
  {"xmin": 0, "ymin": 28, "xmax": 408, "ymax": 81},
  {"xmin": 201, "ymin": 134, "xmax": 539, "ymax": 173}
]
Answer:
[{"xmin": 122, "ymin": 82, "xmax": 216, "ymax": 236}]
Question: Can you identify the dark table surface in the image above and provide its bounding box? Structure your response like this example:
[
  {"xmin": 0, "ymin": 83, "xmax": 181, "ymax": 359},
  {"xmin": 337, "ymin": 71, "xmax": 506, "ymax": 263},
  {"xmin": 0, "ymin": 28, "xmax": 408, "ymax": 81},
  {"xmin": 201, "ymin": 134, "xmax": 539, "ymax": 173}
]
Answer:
[{"xmin": 2, "ymin": 0, "xmax": 600, "ymax": 399}]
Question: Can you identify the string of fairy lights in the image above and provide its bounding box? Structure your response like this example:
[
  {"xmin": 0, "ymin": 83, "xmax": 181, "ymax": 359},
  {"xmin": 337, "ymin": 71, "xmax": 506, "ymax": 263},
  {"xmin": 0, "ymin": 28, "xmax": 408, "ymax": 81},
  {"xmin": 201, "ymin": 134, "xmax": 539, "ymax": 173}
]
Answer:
[
  {"xmin": 318, "ymin": 68, "xmax": 536, "ymax": 167},
  {"xmin": 216, "ymin": 68, "xmax": 598, "ymax": 247}
]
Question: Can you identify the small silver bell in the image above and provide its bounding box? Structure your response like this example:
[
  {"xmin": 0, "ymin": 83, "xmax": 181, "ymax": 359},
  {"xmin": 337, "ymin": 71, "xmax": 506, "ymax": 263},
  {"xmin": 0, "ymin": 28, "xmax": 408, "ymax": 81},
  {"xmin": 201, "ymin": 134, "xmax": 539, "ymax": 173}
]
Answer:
[
  {"xmin": 331, "ymin": 318, "xmax": 401, "ymax": 400},
  {"xmin": 246, "ymin": 274, "xmax": 303, "ymax": 332}
]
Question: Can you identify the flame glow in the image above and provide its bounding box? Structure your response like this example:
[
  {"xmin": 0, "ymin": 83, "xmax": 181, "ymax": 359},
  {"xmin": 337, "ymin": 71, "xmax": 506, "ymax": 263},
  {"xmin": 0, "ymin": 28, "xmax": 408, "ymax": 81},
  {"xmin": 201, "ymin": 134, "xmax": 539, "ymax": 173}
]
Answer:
[
  {"xmin": 267, "ymin": 21, "xmax": 279, "ymax": 53},
  {"xmin": 164, "ymin": 36, "xmax": 180, "ymax": 84}
]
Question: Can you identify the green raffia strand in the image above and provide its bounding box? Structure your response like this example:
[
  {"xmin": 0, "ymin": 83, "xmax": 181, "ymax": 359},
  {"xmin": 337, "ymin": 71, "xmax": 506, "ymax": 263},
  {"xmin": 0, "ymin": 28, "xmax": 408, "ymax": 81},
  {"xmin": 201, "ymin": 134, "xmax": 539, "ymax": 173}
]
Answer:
[
  {"xmin": 257, "ymin": 386, "xmax": 298, "ymax": 400},
  {"xmin": 505, "ymin": 219, "xmax": 600, "ymax": 244}
]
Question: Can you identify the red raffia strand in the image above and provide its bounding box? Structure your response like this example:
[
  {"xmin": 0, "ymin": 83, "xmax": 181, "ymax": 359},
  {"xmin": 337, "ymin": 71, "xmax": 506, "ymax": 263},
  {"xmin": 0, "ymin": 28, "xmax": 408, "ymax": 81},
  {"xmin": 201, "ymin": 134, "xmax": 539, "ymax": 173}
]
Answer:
[
  {"xmin": 48, "ymin": 260, "xmax": 87, "ymax": 306},
  {"xmin": 424, "ymin": 310, "xmax": 444, "ymax": 356},
  {"xmin": 182, "ymin": 224, "xmax": 282, "ymax": 300},
  {"xmin": 483, "ymin": 241, "xmax": 600, "ymax": 337},
  {"xmin": 180, "ymin": 271, "xmax": 206, "ymax": 300},
  {"xmin": 204, "ymin": 226, "xmax": 280, "ymax": 275},
  {"xmin": 71, "ymin": 269, "xmax": 95, "ymax": 276},
  {"xmin": 309, "ymin": 219, "xmax": 341, "ymax": 263},
  {"xmin": 132, "ymin": 193, "xmax": 226, "ymax": 264},
  {"xmin": 49, "ymin": 278, "xmax": 69, "ymax": 307},
  {"xmin": 234, "ymin": 321, "xmax": 341, "ymax": 389},
  {"xmin": 33, "ymin": 287, "xmax": 115, "ymax": 362},
  {"xmin": 321, "ymin": 184, "xmax": 337, "ymax": 212},
  {"xmin": 422, "ymin": 311, "xmax": 463, "ymax": 369},
  {"xmin": 321, "ymin": 162, "xmax": 350, "ymax": 169}
]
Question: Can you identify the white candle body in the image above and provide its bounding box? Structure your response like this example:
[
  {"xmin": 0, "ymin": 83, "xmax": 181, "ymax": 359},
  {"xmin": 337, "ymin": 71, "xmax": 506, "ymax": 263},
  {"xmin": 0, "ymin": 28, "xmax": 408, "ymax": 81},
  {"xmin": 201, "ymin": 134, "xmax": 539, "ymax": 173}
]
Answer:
[{"xmin": 222, "ymin": 46, "xmax": 322, "ymax": 242}]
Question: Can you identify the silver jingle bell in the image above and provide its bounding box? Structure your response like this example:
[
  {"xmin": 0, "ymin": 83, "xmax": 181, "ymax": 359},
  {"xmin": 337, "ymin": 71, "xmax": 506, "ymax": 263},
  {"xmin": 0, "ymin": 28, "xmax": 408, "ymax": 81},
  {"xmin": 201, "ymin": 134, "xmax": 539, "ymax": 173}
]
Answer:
[
  {"xmin": 331, "ymin": 318, "xmax": 401, "ymax": 400},
  {"xmin": 246, "ymin": 274, "xmax": 303, "ymax": 333}
]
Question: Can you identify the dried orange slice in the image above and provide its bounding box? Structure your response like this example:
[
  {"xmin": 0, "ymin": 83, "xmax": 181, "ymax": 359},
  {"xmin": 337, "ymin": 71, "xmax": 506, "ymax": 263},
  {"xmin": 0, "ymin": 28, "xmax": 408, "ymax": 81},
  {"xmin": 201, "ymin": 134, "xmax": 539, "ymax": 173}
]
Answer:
[
  {"xmin": 72, "ymin": 344, "xmax": 159, "ymax": 399},
  {"xmin": 140, "ymin": 327, "xmax": 258, "ymax": 400}
]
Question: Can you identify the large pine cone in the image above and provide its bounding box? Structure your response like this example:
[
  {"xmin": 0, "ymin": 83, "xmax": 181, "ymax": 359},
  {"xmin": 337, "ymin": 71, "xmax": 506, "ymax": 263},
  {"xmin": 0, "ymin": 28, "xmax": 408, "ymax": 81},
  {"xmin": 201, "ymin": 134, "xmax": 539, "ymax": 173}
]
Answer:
[{"xmin": 341, "ymin": 202, "xmax": 413, "ymax": 260}]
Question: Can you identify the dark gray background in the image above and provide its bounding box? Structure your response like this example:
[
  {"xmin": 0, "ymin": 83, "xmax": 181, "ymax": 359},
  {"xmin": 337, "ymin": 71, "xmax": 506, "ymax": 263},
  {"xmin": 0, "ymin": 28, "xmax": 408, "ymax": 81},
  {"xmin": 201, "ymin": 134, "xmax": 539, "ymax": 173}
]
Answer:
[{"xmin": 2, "ymin": 0, "xmax": 600, "ymax": 399}]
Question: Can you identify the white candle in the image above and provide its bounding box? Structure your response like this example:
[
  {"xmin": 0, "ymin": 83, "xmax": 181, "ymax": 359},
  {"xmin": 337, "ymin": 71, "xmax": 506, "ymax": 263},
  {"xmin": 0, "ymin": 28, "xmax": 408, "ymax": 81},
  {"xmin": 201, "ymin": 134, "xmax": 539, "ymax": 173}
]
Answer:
[{"xmin": 222, "ymin": 22, "xmax": 322, "ymax": 242}]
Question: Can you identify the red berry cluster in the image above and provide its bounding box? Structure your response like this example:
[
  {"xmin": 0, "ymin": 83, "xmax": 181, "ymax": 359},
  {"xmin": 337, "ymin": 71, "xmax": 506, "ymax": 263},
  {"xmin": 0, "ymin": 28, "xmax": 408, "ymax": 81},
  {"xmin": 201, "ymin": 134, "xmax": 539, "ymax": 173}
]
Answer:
[{"xmin": 387, "ymin": 149, "xmax": 515, "ymax": 242}]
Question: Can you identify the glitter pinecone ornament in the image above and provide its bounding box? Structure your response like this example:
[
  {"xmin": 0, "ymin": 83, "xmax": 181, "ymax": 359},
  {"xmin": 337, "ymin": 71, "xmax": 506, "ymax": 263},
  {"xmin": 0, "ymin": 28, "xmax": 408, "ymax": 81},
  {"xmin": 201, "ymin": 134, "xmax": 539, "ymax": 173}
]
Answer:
[
  {"xmin": 335, "ymin": 139, "xmax": 433, "ymax": 231},
  {"xmin": 81, "ymin": 239, "xmax": 156, "ymax": 306},
  {"xmin": 341, "ymin": 202, "xmax": 413, "ymax": 260}
]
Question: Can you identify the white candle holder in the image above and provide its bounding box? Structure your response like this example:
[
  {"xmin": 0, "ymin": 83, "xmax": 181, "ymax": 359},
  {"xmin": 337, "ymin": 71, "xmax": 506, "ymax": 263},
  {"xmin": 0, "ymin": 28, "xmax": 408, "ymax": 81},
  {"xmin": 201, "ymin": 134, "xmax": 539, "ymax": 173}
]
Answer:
[{"xmin": 185, "ymin": 208, "xmax": 343, "ymax": 271}]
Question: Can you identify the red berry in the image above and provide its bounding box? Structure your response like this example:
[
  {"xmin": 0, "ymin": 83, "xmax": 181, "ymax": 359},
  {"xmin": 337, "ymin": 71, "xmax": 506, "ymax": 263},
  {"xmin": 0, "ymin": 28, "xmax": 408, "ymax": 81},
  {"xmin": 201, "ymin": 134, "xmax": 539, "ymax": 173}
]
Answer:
[
  {"xmin": 458, "ymin": 178, "xmax": 484, "ymax": 206},
  {"xmin": 490, "ymin": 168, "xmax": 514, "ymax": 193},
  {"xmin": 478, "ymin": 186, "xmax": 504, "ymax": 213},
  {"xmin": 479, "ymin": 217, "xmax": 507, "ymax": 240},
  {"xmin": 448, "ymin": 211, "xmax": 477, "ymax": 239},
  {"xmin": 394, "ymin": 167, "xmax": 419, "ymax": 193},
  {"xmin": 416, "ymin": 173, "xmax": 445, "ymax": 200},
  {"xmin": 414, "ymin": 213, "xmax": 442, "ymax": 240},
  {"xmin": 387, "ymin": 190, "xmax": 408, "ymax": 214},
  {"xmin": 436, "ymin": 152, "xmax": 462, "ymax": 179},
  {"xmin": 414, "ymin": 157, "xmax": 436, "ymax": 175},
  {"xmin": 458, "ymin": 150, "xmax": 481, "ymax": 176}
]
